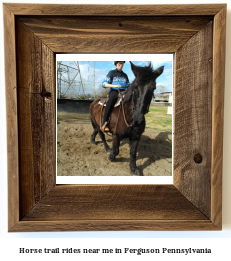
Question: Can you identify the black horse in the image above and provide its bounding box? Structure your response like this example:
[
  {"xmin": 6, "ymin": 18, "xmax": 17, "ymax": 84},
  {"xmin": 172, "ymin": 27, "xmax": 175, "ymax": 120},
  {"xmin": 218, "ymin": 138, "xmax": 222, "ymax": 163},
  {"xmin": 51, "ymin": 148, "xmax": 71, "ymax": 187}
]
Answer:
[{"xmin": 89, "ymin": 61, "xmax": 164, "ymax": 175}]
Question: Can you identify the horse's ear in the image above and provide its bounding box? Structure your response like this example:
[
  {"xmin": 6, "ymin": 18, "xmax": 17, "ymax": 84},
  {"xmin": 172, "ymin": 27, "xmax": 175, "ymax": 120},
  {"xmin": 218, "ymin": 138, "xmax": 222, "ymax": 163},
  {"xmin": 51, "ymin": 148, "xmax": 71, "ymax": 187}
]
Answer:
[
  {"xmin": 130, "ymin": 61, "xmax": 139, "ymax": 76},
  {"xmin": 154, "ymin": 66, "xmax": 164, "ymax": 78}
]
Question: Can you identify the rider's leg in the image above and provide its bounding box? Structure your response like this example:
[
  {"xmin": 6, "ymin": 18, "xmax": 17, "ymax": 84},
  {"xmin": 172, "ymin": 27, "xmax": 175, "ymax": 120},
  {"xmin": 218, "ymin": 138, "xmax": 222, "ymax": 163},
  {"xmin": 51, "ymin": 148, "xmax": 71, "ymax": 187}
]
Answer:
[{"xmin": 101, "ymin": 90, "xmax": 118, "ymax": 131}]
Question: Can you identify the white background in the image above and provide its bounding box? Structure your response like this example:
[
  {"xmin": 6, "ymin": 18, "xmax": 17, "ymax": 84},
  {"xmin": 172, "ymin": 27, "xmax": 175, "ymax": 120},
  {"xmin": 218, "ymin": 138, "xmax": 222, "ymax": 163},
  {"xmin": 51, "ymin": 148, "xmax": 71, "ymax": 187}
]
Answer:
[
  {"xmin": 0, "ymin": 0, "xmax": 231, "ymax": 260},
  {"xmin": 56, "ymin": 53, "xmax": 174, "ymax": 184}
]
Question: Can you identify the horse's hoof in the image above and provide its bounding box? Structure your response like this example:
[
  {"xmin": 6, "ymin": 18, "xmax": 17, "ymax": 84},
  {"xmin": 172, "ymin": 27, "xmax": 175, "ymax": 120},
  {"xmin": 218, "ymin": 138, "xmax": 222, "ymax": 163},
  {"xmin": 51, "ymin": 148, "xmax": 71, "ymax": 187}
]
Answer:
[
  {"xmin": 108, "ymin": 154, "xmax": 115, "ymax": 162},
  {"xmin": 104, "ymin": 145, "xmax": 110, "ymax": 152},
  {"xmin": 106, "ymin": 148, "xmax": 111, "ymax": 154},
  {"xmin": 90, "ymin": 138, "xmax": 96, "ymax": 145},
  {"xmin": 131, "ymin": 169, "xmax": 140, "ymax": 176}
]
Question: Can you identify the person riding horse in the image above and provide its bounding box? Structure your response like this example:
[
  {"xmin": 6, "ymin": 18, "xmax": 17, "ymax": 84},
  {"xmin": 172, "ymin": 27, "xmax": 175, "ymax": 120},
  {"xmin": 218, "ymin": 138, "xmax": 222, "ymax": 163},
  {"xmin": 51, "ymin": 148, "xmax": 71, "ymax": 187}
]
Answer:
[
  {"xmin": 100, "ymin": 61, "xmax": 131, "ymax": 132},
  {"xmin": 90, "ymin": 62, "xmax": 164, "ymax": 175}
]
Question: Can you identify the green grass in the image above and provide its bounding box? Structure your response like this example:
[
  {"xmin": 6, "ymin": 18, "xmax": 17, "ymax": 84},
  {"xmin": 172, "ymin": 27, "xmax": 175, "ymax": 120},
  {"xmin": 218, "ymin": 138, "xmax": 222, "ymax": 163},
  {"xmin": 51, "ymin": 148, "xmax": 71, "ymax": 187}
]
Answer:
[{"xmin": 145, "ymin": 106, "xmax": 172, "ymax": 132}]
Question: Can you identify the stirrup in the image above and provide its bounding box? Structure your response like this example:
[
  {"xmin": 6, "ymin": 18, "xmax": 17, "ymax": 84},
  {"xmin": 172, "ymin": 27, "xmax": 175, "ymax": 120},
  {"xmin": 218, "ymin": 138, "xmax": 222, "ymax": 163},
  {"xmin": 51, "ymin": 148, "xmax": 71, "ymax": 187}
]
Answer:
[{"xmin": 100, "ymin": 122, "xmax": 109, "ymax": 132}]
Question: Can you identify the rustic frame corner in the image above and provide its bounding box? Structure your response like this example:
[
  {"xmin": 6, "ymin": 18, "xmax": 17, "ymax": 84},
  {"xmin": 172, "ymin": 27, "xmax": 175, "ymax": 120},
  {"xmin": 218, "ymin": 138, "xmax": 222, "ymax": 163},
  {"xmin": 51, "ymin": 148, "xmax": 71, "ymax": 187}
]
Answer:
[{"xmin": 4, "ymin": 3, "xmax": 226, "ymax": 231}]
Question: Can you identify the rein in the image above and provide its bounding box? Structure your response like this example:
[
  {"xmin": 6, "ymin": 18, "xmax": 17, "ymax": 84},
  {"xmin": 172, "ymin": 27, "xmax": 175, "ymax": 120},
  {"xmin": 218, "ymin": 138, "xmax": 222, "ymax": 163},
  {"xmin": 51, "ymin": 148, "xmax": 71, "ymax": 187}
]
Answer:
[
  {"xmin": 121, "ymin": 98, "xmax": 133, "ymax": 128},
  {"xmin": 118, "ymin": 88, "xmax": 134, "ymax": 129}
]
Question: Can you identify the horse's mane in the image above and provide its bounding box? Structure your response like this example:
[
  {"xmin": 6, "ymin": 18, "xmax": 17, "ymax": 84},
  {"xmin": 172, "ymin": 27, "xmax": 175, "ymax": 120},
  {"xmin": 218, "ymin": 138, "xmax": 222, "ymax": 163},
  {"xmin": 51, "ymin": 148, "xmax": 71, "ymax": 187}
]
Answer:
[
  {"xmin": 135, "ymin": 62, "xmax": 155, "ymax": 86},
  {"xmin": 123, "ymin": 82, "xmax": 139, "ymax": 103}
]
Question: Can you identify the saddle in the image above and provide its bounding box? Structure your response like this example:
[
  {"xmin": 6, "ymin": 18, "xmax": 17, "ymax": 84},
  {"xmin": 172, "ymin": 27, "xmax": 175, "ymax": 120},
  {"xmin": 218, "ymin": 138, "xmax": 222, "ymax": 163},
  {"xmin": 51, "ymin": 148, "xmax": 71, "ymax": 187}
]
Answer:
[
  {"xmin": 98, "ymin": 90, "xmax": 126, "ymax": 108},
  {"xmin": 97, "ymin": 90, "xmax": 127, "ymax": 133},
  {"xmin": 98, "ymin": 97, "xmax": 122, "ymax": 108}
]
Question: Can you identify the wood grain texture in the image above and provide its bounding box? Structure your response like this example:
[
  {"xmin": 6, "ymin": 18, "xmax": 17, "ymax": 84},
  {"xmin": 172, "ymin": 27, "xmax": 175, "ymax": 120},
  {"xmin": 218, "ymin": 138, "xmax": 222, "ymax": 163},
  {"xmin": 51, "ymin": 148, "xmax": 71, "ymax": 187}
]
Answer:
[
  {"xmin": 18, "ymin": 16, "xmax": 213, "ymax": 53},
  {"xmin": 4, "ymin": 3, "xmax": 226, "ymax": 231},
  {"xmin": 11, "ymin": 220, "xmax": 218, "ymax": 232},
  {"xmin": 16, "ymin": 20, "xmax": 56, "ymax": 219},
  {"xmin": 3, "ymin": 3, "xmax": 225, "ymax": 16},
  {"xmin": 174, "ymin": 21, "xmax": 213, "ymax": 218},
  {"xmin": 22, "ymin": 185, "xmax": 207, "ymax": 221},
  {"xmin": 211, "ymin": 5, "xmax": 226, "ymax": 228},
  {"xmin": 12, "ymin": 185, "xmax": 219, "ymax": 232},
  {"xmin": 3, "ymin": 4, "xmax": 20, "ymax": 231}
]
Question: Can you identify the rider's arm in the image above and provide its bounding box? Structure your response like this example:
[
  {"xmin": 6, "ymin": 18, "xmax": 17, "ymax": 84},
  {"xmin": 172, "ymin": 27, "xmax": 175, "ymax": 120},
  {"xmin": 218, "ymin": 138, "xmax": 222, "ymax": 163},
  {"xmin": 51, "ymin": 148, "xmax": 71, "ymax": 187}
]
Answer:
[{"xmin": 104, "ymin": 83, "xmax": 122, "ymax": 88}]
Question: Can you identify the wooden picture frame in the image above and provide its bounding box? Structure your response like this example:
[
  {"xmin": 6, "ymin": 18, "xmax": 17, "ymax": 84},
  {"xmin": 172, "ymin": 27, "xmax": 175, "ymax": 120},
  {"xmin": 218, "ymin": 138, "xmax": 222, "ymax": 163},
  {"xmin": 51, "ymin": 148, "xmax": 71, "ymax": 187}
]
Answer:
[{"xmin": 4, "ymin": 3, "xmax": 226, "ymax": 231}]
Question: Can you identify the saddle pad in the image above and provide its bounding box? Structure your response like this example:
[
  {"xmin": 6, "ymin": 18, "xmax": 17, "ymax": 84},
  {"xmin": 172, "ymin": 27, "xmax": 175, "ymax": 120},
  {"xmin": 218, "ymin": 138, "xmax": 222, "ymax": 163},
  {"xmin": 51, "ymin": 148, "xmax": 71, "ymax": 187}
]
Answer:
[{"xmin": 98, "ymin": 97, "xmax": 122, "ymax": 107}]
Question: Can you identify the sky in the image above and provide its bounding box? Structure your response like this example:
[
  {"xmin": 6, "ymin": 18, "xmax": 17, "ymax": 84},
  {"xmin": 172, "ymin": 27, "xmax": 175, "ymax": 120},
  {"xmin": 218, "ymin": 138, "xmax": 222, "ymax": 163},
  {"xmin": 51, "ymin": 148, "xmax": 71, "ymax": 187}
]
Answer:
[{"xmin": 57, "ymin": 56, "xmax": 173, "ymax": 98}]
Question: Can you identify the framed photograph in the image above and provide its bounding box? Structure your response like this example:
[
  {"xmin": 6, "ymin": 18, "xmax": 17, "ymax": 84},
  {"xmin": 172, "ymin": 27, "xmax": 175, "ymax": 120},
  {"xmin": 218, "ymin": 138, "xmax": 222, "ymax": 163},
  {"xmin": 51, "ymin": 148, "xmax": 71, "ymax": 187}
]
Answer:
[
  {"xmin": 4, "ymin": 3, "xmax": 226, "ymax": 231},
  {"xmin": 56, "ymin": 54, "xmax": 174, "ymax": 185}
]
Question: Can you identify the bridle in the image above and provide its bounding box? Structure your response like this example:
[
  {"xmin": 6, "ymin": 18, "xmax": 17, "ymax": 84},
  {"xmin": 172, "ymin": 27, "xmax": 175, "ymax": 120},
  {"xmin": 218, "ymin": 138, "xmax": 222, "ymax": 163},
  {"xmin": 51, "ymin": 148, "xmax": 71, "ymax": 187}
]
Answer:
[{"xmin": 114, "ymin": 83, "xmax": 153, "ymax": 134}]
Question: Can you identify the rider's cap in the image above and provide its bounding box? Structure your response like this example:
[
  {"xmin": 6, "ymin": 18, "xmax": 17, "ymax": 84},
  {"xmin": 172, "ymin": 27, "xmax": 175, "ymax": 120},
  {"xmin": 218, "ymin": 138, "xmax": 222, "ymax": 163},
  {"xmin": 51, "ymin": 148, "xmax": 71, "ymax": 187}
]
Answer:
[{"xmin": 114, "ymin": 61, "xmax": 125, "ymax": 66}]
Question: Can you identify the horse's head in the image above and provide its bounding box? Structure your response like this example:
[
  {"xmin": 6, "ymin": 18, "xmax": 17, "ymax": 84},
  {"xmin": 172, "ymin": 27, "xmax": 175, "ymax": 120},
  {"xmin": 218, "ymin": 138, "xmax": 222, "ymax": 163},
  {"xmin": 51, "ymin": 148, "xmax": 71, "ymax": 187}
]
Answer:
[{"xmin": 130, "ymin": 61, "xmax": 164, "ymax": 125}]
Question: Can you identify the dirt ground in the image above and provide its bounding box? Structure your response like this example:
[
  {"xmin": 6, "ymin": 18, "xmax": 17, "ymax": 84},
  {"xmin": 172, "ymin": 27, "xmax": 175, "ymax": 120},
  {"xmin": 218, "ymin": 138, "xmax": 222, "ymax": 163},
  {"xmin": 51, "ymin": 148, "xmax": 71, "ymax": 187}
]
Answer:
[{"xmin": 57, "ymin": 120, "xmax": 172, "ymax": 176}]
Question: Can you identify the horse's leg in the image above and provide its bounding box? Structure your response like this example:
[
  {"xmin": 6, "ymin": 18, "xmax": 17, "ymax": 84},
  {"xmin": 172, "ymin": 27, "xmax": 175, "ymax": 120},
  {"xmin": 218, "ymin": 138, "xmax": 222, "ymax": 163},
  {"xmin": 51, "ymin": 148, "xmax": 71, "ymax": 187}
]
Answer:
[
  {"xmin": 129, "ymin": 136, "xmax": 141, "ymax": 176},
  {"xmin": 90, "ymin": 128, "xmax": 98, "ymax": 145},
  {"xmin": 90, "ymin": 115, "xmax": 110, "ymax": 152},
  {"xmin": 108, "ymin": 134, "xmax": 120, "ymax": 162},
  {"xmin": 98, "ymin": 129, "xmax": 110, "ymax": 153},
  {"xmin": 90, "ymin": 119, "xmax": 98, "ymax": 145}
]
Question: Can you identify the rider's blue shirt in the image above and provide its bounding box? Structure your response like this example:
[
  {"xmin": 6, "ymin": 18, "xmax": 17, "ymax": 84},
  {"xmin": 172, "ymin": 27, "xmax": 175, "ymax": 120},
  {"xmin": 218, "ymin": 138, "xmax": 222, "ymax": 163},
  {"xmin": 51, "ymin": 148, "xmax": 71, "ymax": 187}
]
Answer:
[{"xmin": 102, "ymin": 69, "xmax": 130, "ymax": 91}]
